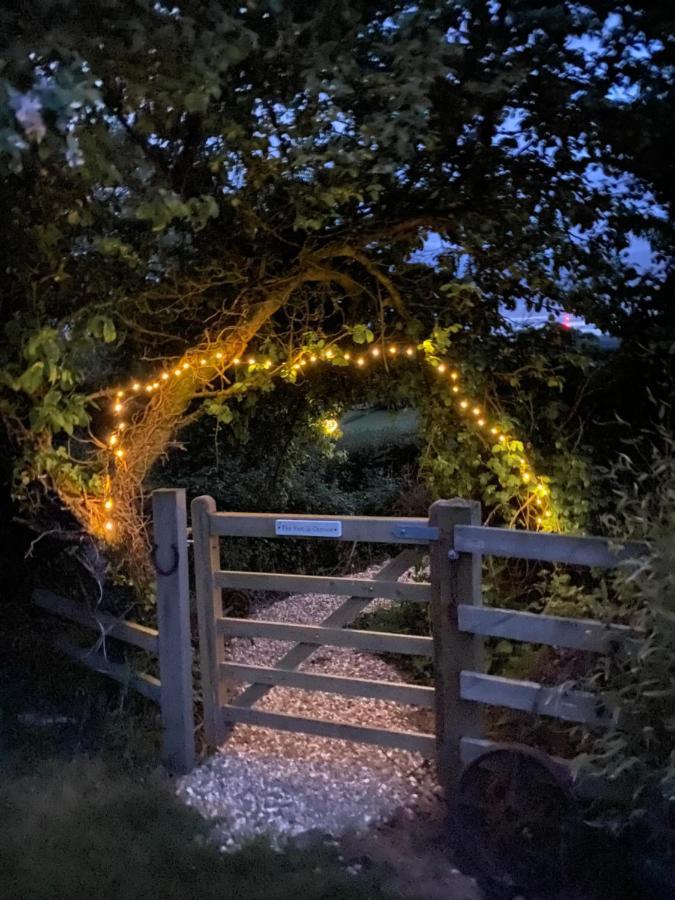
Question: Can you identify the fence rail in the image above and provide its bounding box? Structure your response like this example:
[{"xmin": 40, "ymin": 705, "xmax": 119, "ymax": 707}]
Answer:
[
  {"xmin": 208, "ymin": 510, "xmax": 439, "ymax": 543},
  {"xmin": 457, "ymin": 604, "xmax": 633, "ymax": 653},
  {"xmin": 33, "ymin": 489, "xmax": 195, "ymax": 775},
  {"xmin": 459, "ymin": 671, "xmax": 615, "ymax": 727},
  {"xmin": 34, "ymin": 589, "xmax": 160, "ymax": 654},
  {"xmin": 454, "ymin": 524, "xmax": 647, "ymax": 567},
  {"xmin": 220, "ymin": 705, "xmax": 437, "ymax": 755},
  {"xmin": 213, "ymin": 569, "xmax": 431, "ymax": 602},
  {"xmin": 217, "ymin": 616, "xmax": 435, "ymax": 656},
  {"xmin": 221, "ymin": 662, "xmax": 436, "ymax": 707}
]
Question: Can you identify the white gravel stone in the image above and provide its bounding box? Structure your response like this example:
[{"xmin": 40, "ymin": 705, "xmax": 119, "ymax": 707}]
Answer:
[{"xmin": 176, "ymin": 562, "xmax": 438, "ymax": 850}]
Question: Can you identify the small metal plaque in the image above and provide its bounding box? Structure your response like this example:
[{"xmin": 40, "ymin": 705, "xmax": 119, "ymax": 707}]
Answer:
[{"xmin": 275, "ymin": 519, "xmax": 343, "ymax": 538}]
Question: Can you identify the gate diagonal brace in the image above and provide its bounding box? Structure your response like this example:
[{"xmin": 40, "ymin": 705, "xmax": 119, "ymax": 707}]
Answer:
[{"xmin": 228, "ymin": 548, "xmax": 423, "ymax": 711}]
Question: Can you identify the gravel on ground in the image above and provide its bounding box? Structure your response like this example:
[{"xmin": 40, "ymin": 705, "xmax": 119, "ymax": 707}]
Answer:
[{"xmin": 177, "ymin": 563, "xmax": 440, "ymax": 847}]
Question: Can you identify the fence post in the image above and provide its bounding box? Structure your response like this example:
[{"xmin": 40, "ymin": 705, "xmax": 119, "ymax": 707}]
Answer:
[
  {"xmin": 191, "ymin": 495, "xmax": 227, "ymax": 748},
  {"xmin": 429, "ymin": 498, "xmax": 483, "ymax": 793},
  {"xmin": 152, "ymin": 488, "xmax": 195, "ymax": 774}
]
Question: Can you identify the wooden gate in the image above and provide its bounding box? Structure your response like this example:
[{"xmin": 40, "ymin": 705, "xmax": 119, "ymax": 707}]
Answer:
[
  {"xmin": 191, "ymin": 496, "xmax": 484, "ymax": 786},
  {"xmin": 190, "ymin": 494, "xmax": 645, "ymax": 790}
]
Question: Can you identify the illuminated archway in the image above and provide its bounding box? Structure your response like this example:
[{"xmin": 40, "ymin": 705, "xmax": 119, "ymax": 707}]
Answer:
[{"xmin": 94, "ymin": 338, "xmax": 558, "ymax": 546}]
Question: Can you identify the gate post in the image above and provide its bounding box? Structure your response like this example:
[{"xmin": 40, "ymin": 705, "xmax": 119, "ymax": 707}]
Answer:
[
  {"xmin": 429, "ymin": 499, "xmax": 483, "ymax": 793},
  {"xmin": 152, "ymin": 488, "xmax": 195, "ymax": 774},
  {"xmin": 191, "ymin": 495, "xmax": 227, "ymax": 748}
]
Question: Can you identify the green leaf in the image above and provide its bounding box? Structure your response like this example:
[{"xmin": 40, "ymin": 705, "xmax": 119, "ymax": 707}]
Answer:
[
  {"xmin": 102, "ymin": 319, "xmax": 116, "ymax": 343},
  {"xmin": 18, "ymin": 362, "xmax": 45, "ymax": 394},
  {"xmin": 352, "ymin": 324, "xmax": 374, "ymax": 345}
]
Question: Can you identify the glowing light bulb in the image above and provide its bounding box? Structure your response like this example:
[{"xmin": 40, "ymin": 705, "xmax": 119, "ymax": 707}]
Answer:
[
  {"xmin": 438, "ymin": 364, "xmax": 446, "ymax": 373},
  {"xmin": 322, "ymin": 417, "xmax": 339, "ymax": 436},
  {"xmin": 162, "ymin": 372, "xmax": 169, "ymax": 380},
  {"xmin": 325, "ymin": 350, "xmax": 334, "ymax": 359},
  {"xmin": 389, "ymin": 346, "xmax": 397, "ymax": 355},
  {"xmin": 451, "ymin": 372, "xmax": 458, "ymax": 380},
  {"xmin": 300, "ymin": 359, "xmax": 307, "ymax": 367},
  {"xmin": 132, "ymin": 383, "xmax": 140, "ymax": 392},
  {"xmin": 264, "ymin": 359, "xmax": 272, "ymax": 369},
  {"xmin": 452, "ymin": 386, "xmax": 459, "ymax": 393},
  {"xmin": 472, "ymin": 407, "xmax": 480, "ymax": 416},
  {"xmin": 490, "ymin": 427, "xmax": 498, "ymax": 435},
  {"xmin": 216, "ymin": 352, "xmax": 223, "ymax": 359},
  {"xmin": 499, "ymin": 434, "xmax": 506, "ymax": 443},
  {"xmin": 372, "ymin": 347, "xmax": 380, "ymax": 357},
  {"xmin": 344, "ymin": 352, "xmax": 351, "ymax": 360},
  {"xmin": 292, "ymin": 363, "xmax": 300, "ymax": 371},
  {"xmin": 152, "ymin": 382, "xmax": 159, "ymax": 390},
  {"xmin": 233, "ymin": 358, "xmax": 240, "ymax": 365},
  {"xmin": 118, "ymin": 422, "xmax": 126, "ymax": 431},
  {"xmin": 309, "ymin": 355, "xmax": 317, "ymax": 363},
  {"xmin": 109, "ymin": 434, "xmax": 119, "ymax": 446},
  {"xmin": 174, "ymin": 368, "xmax": 182, "ymax": 376},
  {"xmin": 477, "ymin": 418, "xmax": 485, "ymax": 426},
  {"xmin": 200, "ymin": 358, "xmax": 207, "ymax": 365},
  {"xmin": 104, "ymin": 520, "xmax": 114, "ymax": 532},
  {"xmin": 182, "ymin": 362, "xmax": 189, "ymax": 370},
  {"xmin": 248, "ymin": 357, "xmax": 256, "ymax": 365},
  {"xmin": 357, "ymin": 357, "xmax": 365, "ymax": 367},
  {"xmin": 522, "ymin": 472, "xmax": 531, "ymax": 483},
  {"xmin": 104, "ymin": 499, "xmax": 113, "ymax": 511},
  {"xmin": 460, "ymin": 400, "xmax": 468, "ymax": 409},
  {"xmin": 114, "ymin": 448, "xmax": 124, "ymax": 459},
  {"xmin": 116, "ymin": 391, "xmax": 124, "ymax": 398},
  {"xmin": 113, "ymin": 403, "xmax": 123, "ymax": 413},
  {"xmin": 405, "ymin": 347, "xmax": 414, "ymax": 356},
  {"xmin": 145, "ymin": 385, "xmax": 153, "ymax": 392}
]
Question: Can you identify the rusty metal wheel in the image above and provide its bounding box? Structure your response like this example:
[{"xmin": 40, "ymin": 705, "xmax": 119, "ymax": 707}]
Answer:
[{"xmin": 454, "ymin": 744, "xmax": 578, "ymax": 892}]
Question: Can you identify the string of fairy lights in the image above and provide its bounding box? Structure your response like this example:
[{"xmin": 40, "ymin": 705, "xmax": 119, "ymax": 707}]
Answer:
[{"xmin": 100, "ymin": 341, "xmax": 555, "ymax": 538}]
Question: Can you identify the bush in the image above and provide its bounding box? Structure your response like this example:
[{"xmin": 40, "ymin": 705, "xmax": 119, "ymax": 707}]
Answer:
[{"xmin": 578, "ymin": 422, "xmax": 675, "ymax": 804}]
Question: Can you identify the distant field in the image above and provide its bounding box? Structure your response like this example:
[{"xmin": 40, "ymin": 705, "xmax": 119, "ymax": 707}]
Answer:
[{"xmin": 339, "ymin": 408, "xmax": 420, "ymax": 451}]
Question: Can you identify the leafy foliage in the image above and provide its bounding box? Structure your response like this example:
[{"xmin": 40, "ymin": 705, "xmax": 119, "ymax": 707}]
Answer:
[
  {"xmin": 578, "ymin": 421, "xmax": 675, "ymax": 804},
  {"xmin": 0, "ymin": 2, "xmax": 671, "ymax": 585}
]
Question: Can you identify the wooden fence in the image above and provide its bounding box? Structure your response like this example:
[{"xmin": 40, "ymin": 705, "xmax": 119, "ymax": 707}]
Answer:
[
  {"xmin": 34, "ymin": 489, "xmax": 646, "ymax": 787},
  {"xmin": 191, "ymin": 494, "xmax": 645, "ymax": 790},
  {"xmin": 33, "ymin": 489, "xmax": 195, "ymax": 774}
]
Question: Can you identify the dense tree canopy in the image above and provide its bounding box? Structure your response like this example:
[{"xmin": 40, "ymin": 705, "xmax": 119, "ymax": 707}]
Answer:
[{"xmin": 0, "ymin": 1, "xmax": 672, "ymax": 586}]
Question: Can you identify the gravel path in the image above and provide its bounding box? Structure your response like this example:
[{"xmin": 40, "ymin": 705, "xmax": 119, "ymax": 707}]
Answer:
[{"xmin": 177, "ymin": 564, "xmax": 440, "ymax": 850}]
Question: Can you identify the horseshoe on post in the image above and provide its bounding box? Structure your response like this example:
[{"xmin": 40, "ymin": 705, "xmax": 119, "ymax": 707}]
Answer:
[{"xmin": 151, "ymin": 543, "xmax": 179, "ymax": 577}]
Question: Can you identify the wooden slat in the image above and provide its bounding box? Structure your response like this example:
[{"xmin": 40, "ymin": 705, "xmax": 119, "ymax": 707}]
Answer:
[
  {"xmin": 230, "ymin": 549, "xmax": 422, "ymax": 710},
  {"xmin": 54, "ymin": 638, "xmax": 161, "ymax": 704},
  {"xmin": 33, "ymin": 589, "xmax": 159, "ymax": 654},
  {"xmin": 429, "ymin": 499, "xmax": 483, "ymax": 791},
  {"xmin": 458, "ymin": 604, "xmax": 633, "ymax": 653},
  {"xmin": 192, "ymin": 495, "xmax": 228, "ymax": 747},
  {"xmin": 460, "ymin": 671, "xmax": 615, "ymax": 727},
  {"xmin": 220, "ymin": 705, "xmax": 436, "ymax": 755},
  {"xmin": 214, "ymin": 570, "xmax": 431, "ymax": 603},
  {"xmin": 221, "ymin": 662, "xmax": 435, "ymax": 708},
  {"xmin": 454, "ymin": 525, "xmax": 647, "ymax": 568},
  {"xmin": 218, "ymin": 617, "xmax": 434, "ymax": 657},
  {"xmin": 209, "ymin": 512, "xmax": 438, "ymax": 544},
  {"xmin": 152, "ymin": 488, "xmax": 196, "ymax": 774}
]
